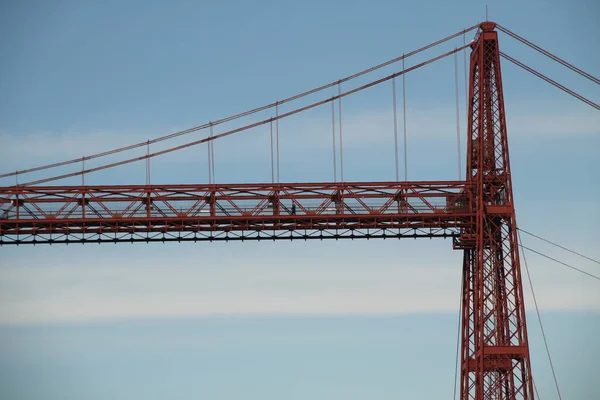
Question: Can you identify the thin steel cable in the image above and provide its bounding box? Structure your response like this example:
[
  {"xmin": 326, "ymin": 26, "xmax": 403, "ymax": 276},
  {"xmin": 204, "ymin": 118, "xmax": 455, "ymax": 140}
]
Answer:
[
  {"xmin": 145, "ymin": 140, "xmax": 151, "ymax": 186},
  {"xmin": 518, "ymin": 228, "xmax": 600, "ymax": 265},
  {"xmin": 402, "ymin": 55, "xmax": 408, "ymax": 181},
  {"xmin": 518, "ymin": 230, "xmax": 563, "ymax": 400},
  {"xmin": 463, "ymin": 32, "xmax": 469, "ymax": 107},
  {"xmin": 207, "ymin": 124, "xmax": 212, "ymax": 184},
  {"xmin": 331, "ymin": 97, "xmax": 337, "ymax": 182},
  {"xmin": 520, "ymin": 244, "xmax": 600, "ymax": 282},
  {"xmin": 270, "ymin": 120, "xmax": 274, "ymax": 184},
  {"xmin": 18, "ymin": 45, "xmax": 469, "ymax": 186},
  {"xmin": 501, "ymin": 52, "xmax": 600, "ymax": 111},
  {"xmin": 454, "ymin": 49, "xmax": 461, "ymax": 180},
  {"xmin": 392, "ymin": 77, "xmax": 399, "ymax": 181},
  {"xmin": 453, "ymin": 261, "xmax": 464, "ymax": 400},
  {"xmin": 497, "ymin": 24, "xmax": 600, "ymax": 85},
  {"xmin": 463, "ymin": 32, "xmax": 469, "ymax": 180},
  {"xmin": 338, "ymin": 82, "xmax": 344, "ymax": 182},
  {"xmin": 81, "ymin": 158, "xmax": 85, "ymax": 186},
  {"xmin": 0, "ymin": 24, "xmax": 480, "ymax": 180},
  {"xmin": 210, "ymin": 125, "xmax": 215, "ymax": 184},
  {"xmin": 533, "ymin": 377, "xmax": 541, "ymax": 400},
  {"xmin": 276, "ymin": 102, "xmax": 280, "ymax": 183}
]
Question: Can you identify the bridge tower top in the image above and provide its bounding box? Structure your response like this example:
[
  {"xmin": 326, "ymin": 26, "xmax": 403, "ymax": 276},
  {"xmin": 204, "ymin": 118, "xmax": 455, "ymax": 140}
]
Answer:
[{"xmin": 480, "ymin": 21, "xmax": 497, "ymax": 31}]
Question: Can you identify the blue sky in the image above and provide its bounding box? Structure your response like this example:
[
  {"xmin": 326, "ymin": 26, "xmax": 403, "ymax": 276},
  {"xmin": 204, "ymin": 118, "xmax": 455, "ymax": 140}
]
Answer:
[{"xmin": 1, "ymin": 0, "xmax": 599, "ymax": 399}]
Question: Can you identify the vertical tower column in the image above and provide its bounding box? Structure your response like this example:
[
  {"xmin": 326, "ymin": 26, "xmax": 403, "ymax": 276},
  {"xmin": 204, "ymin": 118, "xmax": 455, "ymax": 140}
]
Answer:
[{"xmin": 459, "ymin": 22, "xmax": 534, "ymax": 400}]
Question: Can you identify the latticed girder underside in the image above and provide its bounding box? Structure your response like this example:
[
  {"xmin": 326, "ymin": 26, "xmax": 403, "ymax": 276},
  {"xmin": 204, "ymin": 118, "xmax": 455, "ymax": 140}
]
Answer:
[{"xmin": 0, "ymin": 226, "xmax": 463, "ymax": 245}]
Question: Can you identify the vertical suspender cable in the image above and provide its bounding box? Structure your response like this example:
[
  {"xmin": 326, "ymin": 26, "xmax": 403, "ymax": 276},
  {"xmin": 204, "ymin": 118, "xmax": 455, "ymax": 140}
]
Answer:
[
  {"xmin": 270, "ymin": 120, "xmax": 275, "ymax": 184},
  {"xmin": 210, "ymin": 125, "xmax": 215, "ymax": 184},
  {"xmin": 462, "ymin": 33, "xmax": 469, "ymax": 179},
  {"xmin": 331, "ymin": 97, "xmax": 337, "ymax": 182},
  {"xmin": 402, "ymin": 55, "xmax": 408, "ymax": 181},
  {"xmin": 81, "ymin": 157, "xmax": 85, "ymax": 186},
  {"xmin": 276, "ymin": 102, "xmax": 280, "ymax": 183},
  {"xmin": 207, "ymin": 124, "xmax": 212, "ymax": 184},
  {"xmin": 146, "ymin": 140, "xmax": 151, "ymax": 186},
  {"xmin": 392, "ymin": 77, "xmax": 399, "ymax": 181},
  {"xmin": 463, "ymin": 32, "xmax": 469, "ymax": 114},
  {"xmin": 338, "ymin": 82, "xmax": 344, "ymax": 182},
  {"xmin": 454, "ymin": 50, "xmax": 462, "ymax": 180}
]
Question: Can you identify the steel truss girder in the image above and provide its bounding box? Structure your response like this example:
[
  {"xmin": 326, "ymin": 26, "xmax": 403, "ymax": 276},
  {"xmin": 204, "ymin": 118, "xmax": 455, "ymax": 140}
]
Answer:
[{"xmin": 0, "ymin": 181, "xmax": 473, "ymax": 245}]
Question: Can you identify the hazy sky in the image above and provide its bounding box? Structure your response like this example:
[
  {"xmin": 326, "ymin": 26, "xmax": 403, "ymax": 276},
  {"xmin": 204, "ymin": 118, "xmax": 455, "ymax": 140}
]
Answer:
[{"xmin": 1, "ymin": 0, "xmax": 599, "ymax": 399}]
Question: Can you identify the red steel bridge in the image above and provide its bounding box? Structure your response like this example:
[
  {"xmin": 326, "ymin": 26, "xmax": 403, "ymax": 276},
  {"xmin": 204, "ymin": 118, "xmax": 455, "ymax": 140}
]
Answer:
[{"xmin": 1, "ymin": 22, "xmax": 598, "ymax": 400}]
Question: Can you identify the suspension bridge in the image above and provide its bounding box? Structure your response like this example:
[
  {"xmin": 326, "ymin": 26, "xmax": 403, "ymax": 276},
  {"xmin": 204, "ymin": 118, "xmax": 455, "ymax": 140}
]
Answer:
[{"xmin": 1, "ymin": 21, "xmax": 598, "ymax": 400}]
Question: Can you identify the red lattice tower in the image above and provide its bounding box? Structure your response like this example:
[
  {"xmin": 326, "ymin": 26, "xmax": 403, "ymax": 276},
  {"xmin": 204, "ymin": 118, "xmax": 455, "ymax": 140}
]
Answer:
[{"xmin": 459, "ymin": 22, "xmax": 534, "ymax": 399}]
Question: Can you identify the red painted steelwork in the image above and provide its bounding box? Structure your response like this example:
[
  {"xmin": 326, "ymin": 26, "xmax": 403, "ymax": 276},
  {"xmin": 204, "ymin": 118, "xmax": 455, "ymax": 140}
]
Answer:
[
  {"xmin": 0, "ymin": 22, "xmax": 537, "ymax": 400},
  {"xmin": 459, "ymin": 22, "xmax": 534, "ymax": 400},
  {"xmin": 0, "ymin": 181, "xmax": 473, "ymax": 244}
]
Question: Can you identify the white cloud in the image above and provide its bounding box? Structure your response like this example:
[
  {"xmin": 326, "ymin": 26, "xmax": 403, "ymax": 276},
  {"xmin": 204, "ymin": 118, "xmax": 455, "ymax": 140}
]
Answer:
[
  {"xmin": 506, "ymin": 106, "xmax": 600, "ymax": 136},
  {"xmin": 0, "ymin": 130, "xmax": 148, "ymax": 165},
  {"xmin": 0, "ymin": 255, "xmax": 597, "ymax": 325}
]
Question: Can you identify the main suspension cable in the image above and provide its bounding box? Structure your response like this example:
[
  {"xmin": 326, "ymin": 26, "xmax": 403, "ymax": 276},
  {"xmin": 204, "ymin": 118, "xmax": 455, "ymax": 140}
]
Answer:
[
  {"xmin": 18, "ymin": 45, "xmax": 470, "ymax": 186},
  {"xmin": 500, "ymin": 52, "xmax": 600, "ymax": 111},
  {"xmin": 497, "ymin": 24, "xmax": 600, "ymax": 85},
  {"xmin": 518, "ymin": 228, "xmax": 600, "ymax": 265},
  {"xmin": 0, "ymin": 24, "xmax": 480, "ymax": 181}
]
